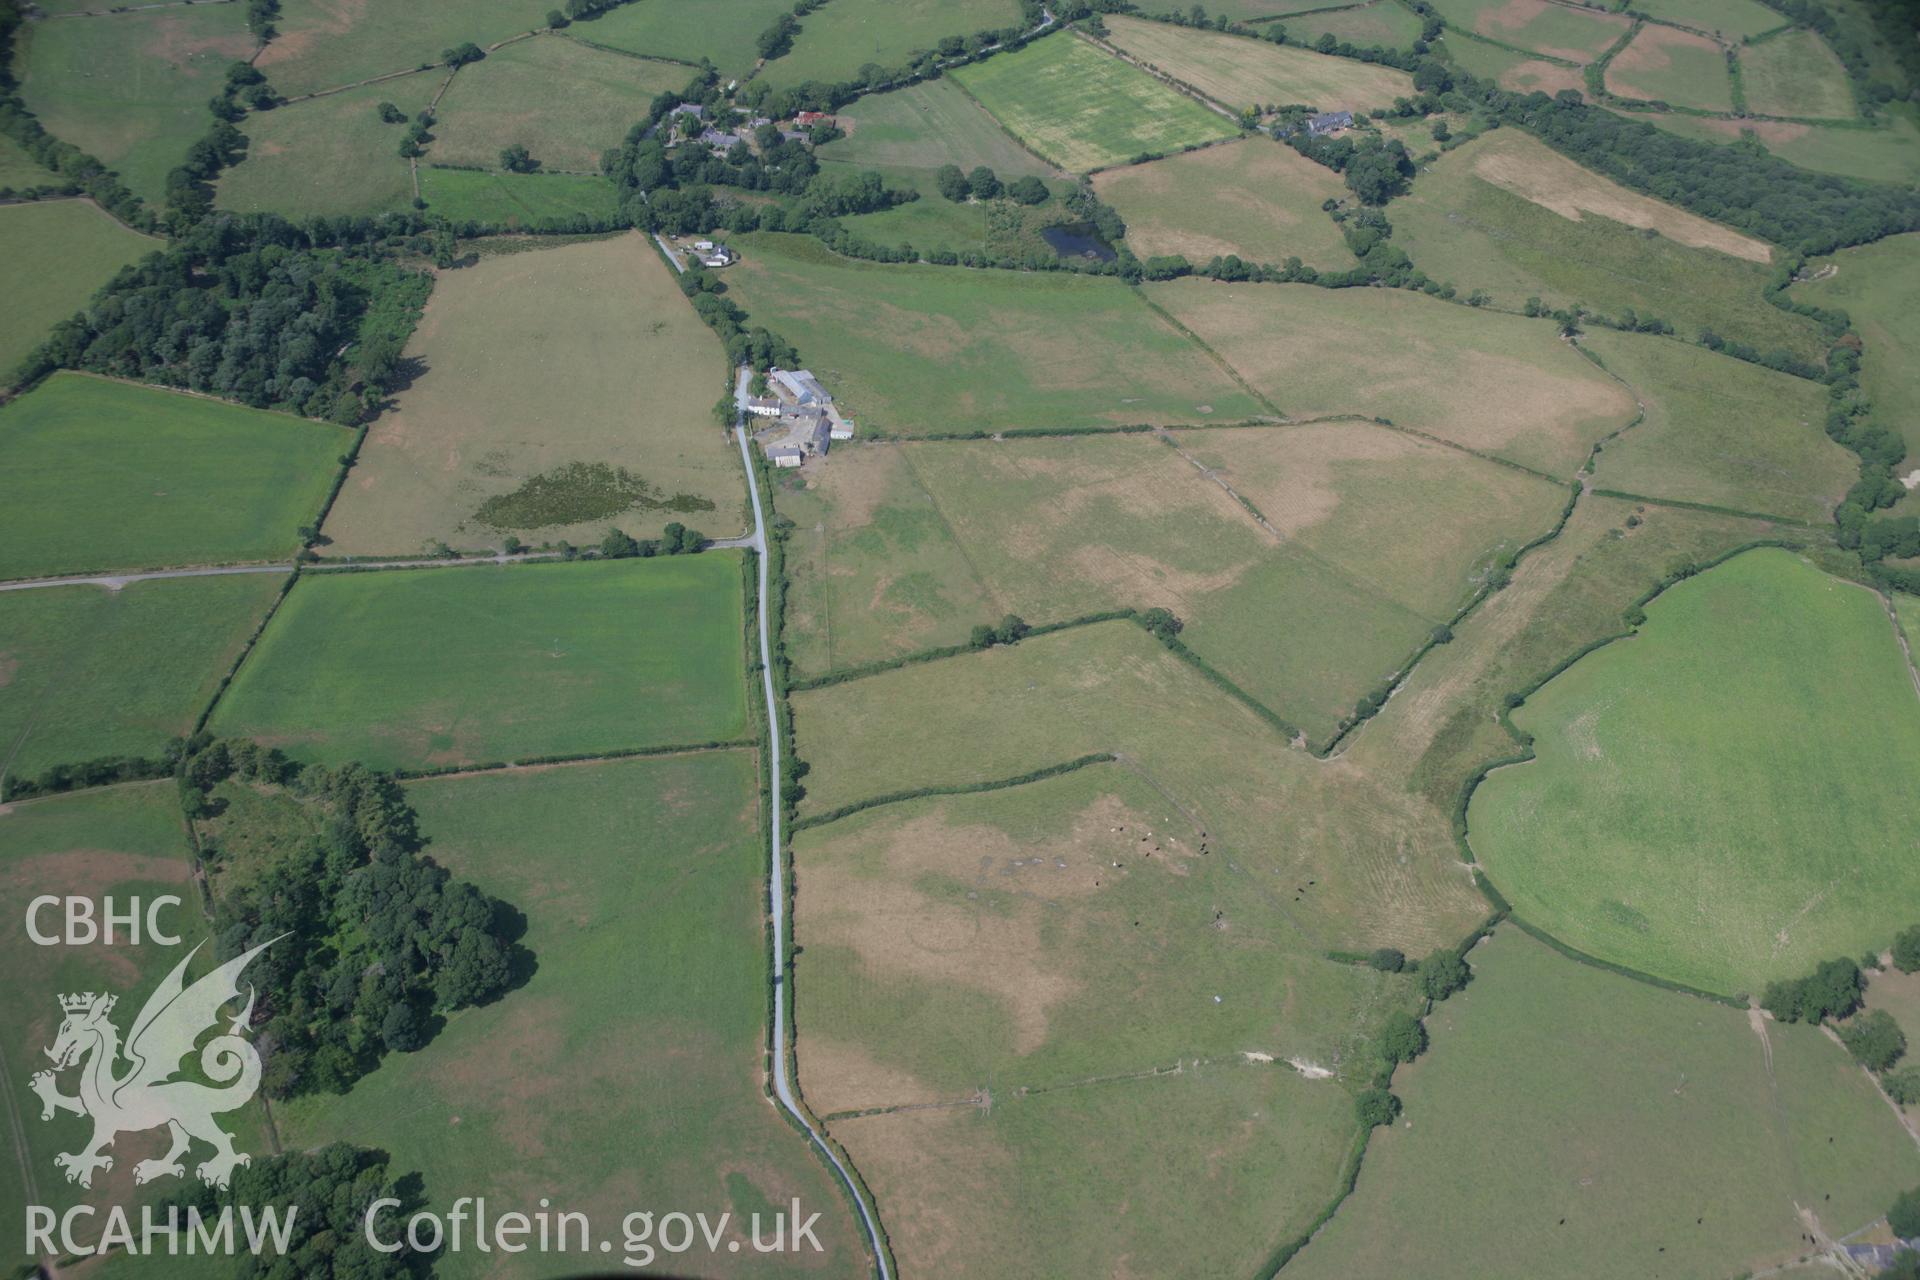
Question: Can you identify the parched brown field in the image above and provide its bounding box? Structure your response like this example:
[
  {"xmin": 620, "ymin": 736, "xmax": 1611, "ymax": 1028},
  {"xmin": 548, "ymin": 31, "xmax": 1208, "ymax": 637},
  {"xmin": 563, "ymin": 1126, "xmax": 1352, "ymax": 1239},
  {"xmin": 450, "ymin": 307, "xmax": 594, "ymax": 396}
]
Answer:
[
  {"xmin": 324, "ymin": 234, "xmax": 745, "ymax": 555},
  {"xmin": 1605, "ymin": 23, "xmax": 1735, "ymax": 113},
  {"xmin": 1145, "ymin": 280, "xmax": 1637, "ymax": 476},
  {"xmin": 1092, "ymin": 137, "xmax": 1352, "ymax": 269},
  {"xmin": 1102, "ymin": 14, "xmax": 1414, "ymax": 112},
  {"xmin": 1466, "ymin": 128, "xmax": 1771, "ymax": 261}
]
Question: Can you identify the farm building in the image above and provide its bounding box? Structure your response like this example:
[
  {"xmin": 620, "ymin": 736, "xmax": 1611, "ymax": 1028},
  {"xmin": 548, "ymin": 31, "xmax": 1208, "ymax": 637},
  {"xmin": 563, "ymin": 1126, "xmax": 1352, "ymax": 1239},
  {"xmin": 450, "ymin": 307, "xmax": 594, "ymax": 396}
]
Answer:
[
  {"xmin": 1306, "ymin": 111, "xmax": 1354, "ymax": 137},
  {"xmin": 668, "ymin": 102, "xmax": 706, "ymax": 121},
  {"xmin": 744, "ymin": 397, "xmax": 783, "ymax": 417},
  {"xmin": 699, "ymin": 129, "xmax": 743, "ymax": 152},
  {"xmin": 768, "ymin": 444, "xmax": 804, "ymax": 468},
  {"xmin": 770, "ymin": 368, "xmax": 830, "ymax": 406}
]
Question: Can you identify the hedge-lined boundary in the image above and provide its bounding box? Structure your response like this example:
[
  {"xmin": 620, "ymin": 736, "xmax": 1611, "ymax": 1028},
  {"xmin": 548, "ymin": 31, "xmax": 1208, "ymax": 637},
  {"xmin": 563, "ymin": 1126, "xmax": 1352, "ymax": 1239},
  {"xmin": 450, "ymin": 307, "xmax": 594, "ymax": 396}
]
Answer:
[
  {"xmin": 789, "ymin": 610, "xmax": 1138, "ymax": 691},
  {"xmin": 1256, "ymin": 1124, "xmax": 1372, "ymax": 1277},
  {"xmin": 791, "ymin": 752, "xmax": 1118, "ymax": 831},
  {"xmin": 192, "ymin": 566, "xmax": 301, "ymax": 734},
  {"xmin": 387, "ymin": 739, "xmax": 754, "ymax": 781},
  {"xmin": 1587, "ymin": 488, "xmax": 1819, "ymax": 527}
]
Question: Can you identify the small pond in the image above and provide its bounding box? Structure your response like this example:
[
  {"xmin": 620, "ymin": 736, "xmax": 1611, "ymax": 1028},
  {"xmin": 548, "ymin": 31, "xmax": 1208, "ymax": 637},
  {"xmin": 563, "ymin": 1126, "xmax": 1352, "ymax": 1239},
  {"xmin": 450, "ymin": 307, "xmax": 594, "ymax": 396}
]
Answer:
[{"xmin": 1040, "ymin": 221, "xmax": 1117, "ymax": 262}]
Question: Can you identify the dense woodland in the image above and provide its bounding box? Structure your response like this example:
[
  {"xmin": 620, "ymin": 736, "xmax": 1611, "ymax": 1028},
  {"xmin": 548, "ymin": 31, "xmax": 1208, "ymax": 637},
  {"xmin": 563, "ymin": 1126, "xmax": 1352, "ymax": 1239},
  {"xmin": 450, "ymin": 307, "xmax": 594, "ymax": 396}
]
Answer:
[{"xmin": 188, "ymin": 738, "xmax": 523, "ymax": 1098}]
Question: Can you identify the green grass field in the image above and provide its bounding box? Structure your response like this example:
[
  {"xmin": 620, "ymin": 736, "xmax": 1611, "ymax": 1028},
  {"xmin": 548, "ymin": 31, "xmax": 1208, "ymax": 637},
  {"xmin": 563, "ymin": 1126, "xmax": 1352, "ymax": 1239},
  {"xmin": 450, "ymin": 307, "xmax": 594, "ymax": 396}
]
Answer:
[
  {"xmin": 16, "ymin": 4, "xmax": 255, "ymax": 205},
  {"xmin": 1101, "ymin": 14, "xmax": 1414, "ymax": 112},
  {"xmin": 1287, "ymin": 928, "xmax": 1920, "ymax": 1280},
  {"xmin": 325, "ymin": 234, "xmax": 744, "ymax": 555},
  {"xmin": 558, "ymin": 0, "xmax": 789, "ymax": 77},
  {"xmin": 1277, "ymin": 1, "xmax": 1428, "ymax": 51},
  {"xmin": 0, "ymin": 782, "xmax": 231, "ymax": 1264},
  {"xmin": 0, "ymin": 374, "xmax": 346, "ymax": 580},
  {"xmin": 816, "ymin": 77, "xmax": 1060, "ymax": 179},
  {"xmin": 1605, "ymin": 23, "xmax": 1734, "ymax": 111},
  {"xmin": 1741, "ymin": 28, "xmax": 1857, "ymax": 118},
  {"xmin": 0, "ymin": 574, "xmax": 284, "ymax": 789},
  {"xmin": 418, "ymin": 165, "xmax": 620, "ymax": 225},
  {"xmin": 0, "ymin": 134, "xmax": 59, "ymax": 190},
  {"xmin": 826, "ymin": 164, "xmax": 994, "ymax": 253},
  {"xmin": 791, "ymin": 620, "xmax": 1490, "ymax": 952},
  {"xmin": 950, "ymin": 33, "xmax": 1240, "ymax": 173},
  {"xmin": 1145, "ymin": 277, "xmax": 1636, "ymax": 477},
  {"xmin": 0, "ymin": 200, "xmax": 157, "ymax": 381},
  {"xmin": 217, "ymin": 73, "xmax": 436, "ymax": 217},
  {"xmin": 275, "ymin": 752, "xmax": 868, "ymax": 1279},
  {"xmin": 256, "ymin": 0, "xmax": 554, "ymax": 98},
  {"xmin": 1469, "ymin": 548, "xmax": 1920, "ymax": 996},
  {"xmin": 431, "ymin": 35, "xmax": 685, "ymax": 173},
  {"xmin": 209, "ymin": 555, "xmax": 747, "ymax": 770},
  {"xmin": 1093, "ymin": 137, "xmax": 1353, "ymax": 270},
  {"xmin": 1635, "ymin": 0, "xmax": 1785, "ymax": 38},
  {"xmin": 1442, "ymin": 30, "xmax": 1589, "ymax": 95},
  {"xmin": 1580, "ymin": 329, "xmax": 1850, "ymax": 522},
  {"xmin": 1388, "ymin": 131, "xmax": 1826, "ymax": 362},
  {"xmin": 1427, "ymin": 0, "xmax": 1631, "ymax": 61},
  {"xmin": 757, "ymin": 0, "xmax": 1025, "ymax": 90},
  {"xmin": 1794, "ymin": 233, "xmax": 1920, "ymax": 513},
  {"xmin": 723, "ymin": 233, "xmax": 1263, "ymax": 433}
]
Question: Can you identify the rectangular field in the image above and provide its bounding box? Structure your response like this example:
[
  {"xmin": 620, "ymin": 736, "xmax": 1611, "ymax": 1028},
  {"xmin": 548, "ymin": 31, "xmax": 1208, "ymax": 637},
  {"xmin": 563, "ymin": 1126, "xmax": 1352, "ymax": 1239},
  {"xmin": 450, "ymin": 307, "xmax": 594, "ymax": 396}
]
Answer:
[
  {"xmin": 1443, "ymin": 31, "xmax": 1589, "ymax": 95},
  {"xmin": 217, "ymin": 73, "xmax": 436, "ymax": 217},
  {"xmin": 1093, "ymin": 137, "xmax": 1352, "ymax": 270},
  {"xmin": 16, "ymin": 4, "xmax": 255, "ymax": 204},
  {"xmin": 1285, "ymin": 928, "xmax": 1920, "ymax": 1280},
  {"xmin": 1469, "ymin": 548, "xmax": 1920, "ymax": 995},
  {"xmin": 1605, "ymin": 23, "xmax": 1734, "ymax": 112},
  {"xmin": 1277, "ymin": 1, "xmax": 1428, "ymax": 51},
  {"xmin": 0, "ymin": 574, "xmax": 286, "ymax": 789},
  {"xmin": 815, "ymin": 77, "xmax": 1061, "ymax": 180},
  {"xmin": 0, "ymin": 374, "xmax": 347, "ymax": 580},
  {"xmin": 256, "ymin": 0, "xmax": 556, "ymax": 98},
  {"xmin": 275, "ymin": 752, "xmax": 869, "ymax": 1280},
  {"xmin": 208, "ymin": 554, "xmax": 748, "ymax": 771},
  {"xmin": 1144, "ymin": 278, "xmax": 1637, "ymax": 477},
  {"xmin": 0, "ymin": 200, "xmax": 158, "ymax": 381},
  {"xmin": 561, "ymin": 0, "xmax": 789, "ymax": 77},
  {"xmin": 417, "ymin": 165, "xmax": 620, "ymax": 226},
  {"xmin": 1580, "ymin": 328, "xmax": 1851, "ymax": 522},
  {"xmin": 756, "ymin": 0, "xmax": 1025, "ymax": 90},
  {"xmin": 1101, "ymin": 14, "xmax": 1415, "ymax": 112},
  {"xmin": 722, "ymin": 232, "xmax": 1264, "ymax": 433},
  {"xmin": 324, "ymin": 234, "xmax": 744, "ymax": 555},
  {"xmin": 949, "ymin": 33, "xmax": 1240, "ymax": 173},
  {"xmin": 1740, "ymin": 28, "xmax": 1857, "ymax": 118},
  {"xmin": 1427, "ymin": 0, "xmax": 1631, "ymax": 61},
  {"xmin": 431, "ymin": 35, "xmax": 686, "ymax": 173}
]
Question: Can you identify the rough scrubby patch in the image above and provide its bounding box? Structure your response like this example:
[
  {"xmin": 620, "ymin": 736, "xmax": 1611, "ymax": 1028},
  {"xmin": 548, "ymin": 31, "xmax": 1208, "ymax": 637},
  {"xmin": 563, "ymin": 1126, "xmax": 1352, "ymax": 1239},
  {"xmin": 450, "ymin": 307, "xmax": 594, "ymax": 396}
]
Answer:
[{"xmin": 471, "ymin": 461, "xmax": 717, "ymax": 531}]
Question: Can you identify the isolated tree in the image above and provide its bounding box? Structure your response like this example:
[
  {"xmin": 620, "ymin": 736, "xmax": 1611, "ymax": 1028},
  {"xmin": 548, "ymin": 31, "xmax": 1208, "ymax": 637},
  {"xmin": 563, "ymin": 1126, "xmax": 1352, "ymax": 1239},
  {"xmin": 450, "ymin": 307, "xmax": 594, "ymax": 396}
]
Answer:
[
  {"xmin": 1355, "ymin": 1088, "xmax": 1401, "ymax": 1128},
  {"xmin": 969, "ymin": 623, "xmax": 996, "ymax": 650},
  {"xmin": 1379, "ymin": 1011, "xmax": 1427, "ymax": 1064},
  {"xmin": 546, "ymin": 7, "xmax": 568, "ymax": 26},
  {"xmin": 600, "ymin": 527, "xmax": 640, "ymax": 559},
  {"xmin": 1007, "ymin": 175, "xmax": 1049, "ymax": 205},
  {"xmin": 376, "ymin": 101, "xmax": 406, "ymax": 124},
  {"xmin": 499, "ymin": 144, "xmax": 539, "ymax": 173},
  {"xmin": 1894, "ymin": 924, "xmax": 1920, "ymax": 973},
  {"xmin": 1419, "ymin": 950, "xmax": 1470, "ymax": 1001},
  {"xmin": 992, "ymin": 614, "xmax": 1029, "ymax": 645},
  {"xmin": 967, "ymin": 165, "xmax": 1001, "ymax": 200},
  {"xmin": 1367, "ymin": 947, "xmax": 1405, "ymax": 973},
  {"xmin": 1839, "ymin": 1010, "xmax": 1907, "ymax": 1072},
  {"xmin": 1139, "ymin": 608, "xmax": 1183, "ymax": 643}
]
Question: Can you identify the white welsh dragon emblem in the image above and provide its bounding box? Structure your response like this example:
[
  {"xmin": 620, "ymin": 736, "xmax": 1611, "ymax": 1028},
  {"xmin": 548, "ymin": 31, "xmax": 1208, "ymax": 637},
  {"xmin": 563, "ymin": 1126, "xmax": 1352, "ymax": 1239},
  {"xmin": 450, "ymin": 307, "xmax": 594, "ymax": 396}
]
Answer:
[{"xmin": 29, "ymin": 938, "xmax": 277, "ymax": 1191}]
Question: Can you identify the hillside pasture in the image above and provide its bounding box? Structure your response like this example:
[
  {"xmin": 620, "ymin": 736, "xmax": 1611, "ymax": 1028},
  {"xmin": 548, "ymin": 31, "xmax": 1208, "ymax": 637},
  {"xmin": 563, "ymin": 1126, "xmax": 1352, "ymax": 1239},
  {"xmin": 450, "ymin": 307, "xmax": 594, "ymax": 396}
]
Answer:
[
  {"xmin": 791, "ymin": 621, "xmax": 1491, "ymax": 953},
  {"xmin": 0, "ymin": 374, "xmax": 345, "ymax": 580},
  {"xmin": 0, "ymin": 134, "xmax": 59, "ymax": 189},
  {"xmin": 1092, "ymin": 138, "xmax": 1353, "ymax": 270},
  {"xmin": 1285, "ymin": 928, "xmax": 1920, "ymax": 1280},
  {"xmin": 1580, "ymin": 328, "xmax": 1850, "ymax": 522},
  {"xmin": 1100, "ymin": 14, "xmax": 1414, "ymax": 113},
  {"xmin": 816, "ymin": 77, "xmax": 1060, "ymax": 180},
  {"xmin": 1386, "ymin": 131, "xmax": 1828, "ymax": 362},
  {"xmin": 277, "ymin": 753, "xmax": 867, "ymax": 1280},
  {"xmin": 16, "ymin": 4, "xmax": 255, "ymax": 205},
  {"xmin": 217, "ymin": 74, "xmax": 435, "ymax": 217},
  {"xmin": 208, "ymin": 555, "xmax": 747, "ymax": 771},
  {"xmin": 0, "ymin": 574, "xmax": 284, "ymax": 789},
  {"xmin": 755, "ymin": 0, "xmax": 1025, "ymax": 90},
  {"xmin": 1276, "ymin": 1, "xmax": 1428, "ymax": 52},
  {"xmin": 417, "ymin": 166, "xmax": 619, "ymax": 225},
  {"xmin": 0, "ymin": 200, "xmax": 157, "ymax": 381},
  {"xmin": 1468, "ymin": 549, "xmax": 1920, "ymax": 997},
  {"xmin": 0, "ymin": 783, "xmax": 220, "ymax": 1263},
  {"xmin": 1741, "ymin": 28, "xmax": 1858, "ymax": 118},
  {"xmin": 256, "ymin": 0, "xmax": 555, "ymax": 98},
  {"xmin": 430, "ymin": 35, "xmax": 685, "ymax": 173},
  {"xmin": 1427, "ymin": 0, "xmax": 1631, "ymax": 61},
  {"xmin": 561, "ymin": 0, "xmax": 790, "ymax": 77},
  {"xmin": 1635, "ymin": 0, "xmax": 1786, "ymax": 39},
  {"xmin": 722, "ymin": 233, "xmax": 1264, "ymax": 433},
  {"xmin": 1612, "ymin": 107, "xmax": 1920, "ymax": 184},
  {"xmin": 325, "ymin": 235, "xmax": 744, "ymax": 555},
  {"xmin": 1794, "ymin": 233, "xmax": 1920, "ymax": 510},
  {"xmin": 949, "ymin": 33, "xmax": 1240, "ymax": 173},
  {"xmin": 1144, "ymin": 278, "xmax": 1636, "ymax": 477},
  {"xmin": 1442, "ymin": 32, "xmax": 1588, "ymax": 94},
  {"xmin": 1605, "ymin": 23, "xmax": 1734, "ymax": 111}
]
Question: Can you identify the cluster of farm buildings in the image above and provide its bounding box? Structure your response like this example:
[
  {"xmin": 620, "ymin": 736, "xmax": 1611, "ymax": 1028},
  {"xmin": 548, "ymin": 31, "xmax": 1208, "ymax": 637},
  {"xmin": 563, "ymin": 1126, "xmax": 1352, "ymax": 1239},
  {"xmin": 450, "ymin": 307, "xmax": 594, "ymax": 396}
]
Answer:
[
  {"xmin": 667, "ymin": 103, "xmax": 837, "ymax": 157},
  {"xmin": 748, "ymin": 368, "xmax": 854, "ymax": 468}
]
